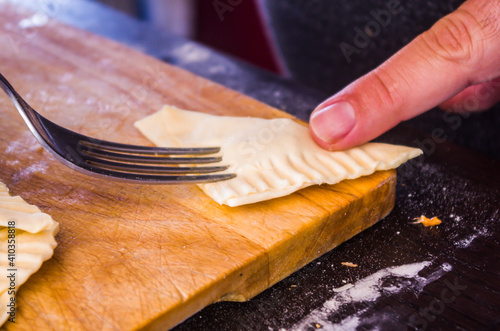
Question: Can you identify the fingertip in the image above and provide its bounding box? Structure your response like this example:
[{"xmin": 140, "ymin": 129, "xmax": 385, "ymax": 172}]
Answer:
[
  {"xmin": 309, "ymin": 101, "xmax": 356, "ymax": 146},
  {"xmin": 309, "ymin": 126, "xmax": 337, "ymax": 151}
]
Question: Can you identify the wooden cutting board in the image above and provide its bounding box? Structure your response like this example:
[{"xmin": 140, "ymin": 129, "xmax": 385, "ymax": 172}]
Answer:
[{"xmin": 0, "ymin": 5, "xmax": 396, "ymax": 330}]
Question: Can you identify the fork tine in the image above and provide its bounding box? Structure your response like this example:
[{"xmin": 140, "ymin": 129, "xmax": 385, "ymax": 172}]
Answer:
[
  {"xmin": 1, "ymin": 73, "xmax": 237, "ymax": 184},
  {"xmin": 80, "ymin": 140, "xmax": 220, "ymax": 155},
  {"xmin": 81, "ymin": 146, "xmax": 222, "ymax": 164},
  {"xmin": 86, "ymin": 158, "xmax": 230, "ymax": 174},
  {"xmin": 86, "ymin": 165, "xmax": 237, "ymax": 184}
]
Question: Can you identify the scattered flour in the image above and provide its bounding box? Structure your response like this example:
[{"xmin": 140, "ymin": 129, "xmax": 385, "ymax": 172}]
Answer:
[
  {"xmin": 290, "ymin": 261, "xmax": 451, "ymax": 331},
  {"xmin": 60, "ymin": 73, "xmax": 73, "ymax": 82},
  {"xmin": 4, "ymin": 133, "xmax": 39, "ymax": 155},
  {"xmin": 18, "ymin": 12, "xmax": 48, "ymax": 29},
  {"xmin": 455, "ymin": 234, "xmax": 478, "ymax": 248},
  {"xmin": 5, "ymin": 140, "xmax": 24, "ymax": 154},
  {"xmin": 449, "ymin": 214, "xmax": 463, "ymax": 222},
  {"xmin": 13, "ymin": 162, "xmax": 48, "ymax": 179},
  {"xmin": 208, "ymin": 64, "xmax": 232, "ymax": 75},
  {"xmin": 4, "ymin": 134, "xmax": 47, "ymax": 178},
  {"xmin": 172, "ymin": 43, "xmax": 210, "ymax": 64}
]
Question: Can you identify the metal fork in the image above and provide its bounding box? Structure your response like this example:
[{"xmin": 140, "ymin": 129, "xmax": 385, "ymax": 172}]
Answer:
[{"xmin": 0, "ymin": 73, "xmax": 236, "ymax": 184}]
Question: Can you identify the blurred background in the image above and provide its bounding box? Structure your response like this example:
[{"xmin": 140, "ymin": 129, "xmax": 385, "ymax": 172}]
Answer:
[
  {"xmin": 89, "ymin": 0, "xmax": 465, "ymax": 94},
  {"xmin": 91, "ymin": 0, "xmax": 281, "ymax": 74}
]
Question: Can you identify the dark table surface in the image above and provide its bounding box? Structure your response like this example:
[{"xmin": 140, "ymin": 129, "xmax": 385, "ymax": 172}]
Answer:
[{"xmin": 14, "ymin": 1, "xmax": 500, "ymax": 330}]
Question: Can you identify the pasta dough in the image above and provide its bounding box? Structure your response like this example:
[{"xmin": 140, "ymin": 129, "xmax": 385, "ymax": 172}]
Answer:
[
  {"xmin": 135, "ymin": 106, "xmax": 422, "ymax": 206},
  {"xmin": 0, "ymin": 182, "xmax": 59, "ymax": 325}
]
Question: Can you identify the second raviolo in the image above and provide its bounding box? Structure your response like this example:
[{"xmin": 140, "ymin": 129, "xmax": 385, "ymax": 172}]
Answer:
[
  {"xmin": 135, "ymin": 106, "xmax": 422, "ymax": 206},
  {"xmin": 0, "ymin": 182, "xmax": 59, "ymax": 325}
]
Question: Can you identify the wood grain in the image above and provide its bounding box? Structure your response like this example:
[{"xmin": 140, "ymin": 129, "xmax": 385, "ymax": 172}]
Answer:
[{"xmin": 0, "ymin": 5, "xmax": 396, "ymax": 330}]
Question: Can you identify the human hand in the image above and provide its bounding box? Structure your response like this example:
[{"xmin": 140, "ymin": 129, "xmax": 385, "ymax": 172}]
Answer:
[{"xmin": 309, "ymin": 0, "xmax": 500, "ymax": 151}]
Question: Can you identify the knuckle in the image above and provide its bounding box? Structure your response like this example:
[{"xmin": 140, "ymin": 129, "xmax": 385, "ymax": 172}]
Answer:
[
  {"xmin": 420, "ymin": 9, "xmax": 485, "ymax": 67},
  {"xmin": 369, "ymin": 68, "xmax": 406, "ymax": 111}
]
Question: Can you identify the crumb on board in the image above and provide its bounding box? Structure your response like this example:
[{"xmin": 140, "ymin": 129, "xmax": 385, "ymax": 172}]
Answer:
[
  {"xmin": 315, "ymin": 323, "xmax": 322, "ymax": 329},
  {"xmin": 341, "ymin": 262, "xmax": 358, "ymax": 267},
  {"xmin": 290, "ymin": 285, "xmax": 297, "ymax": 288},
  {"xmin": 412, "ymin": 215, "xmax": 442, "ymax": 227}
]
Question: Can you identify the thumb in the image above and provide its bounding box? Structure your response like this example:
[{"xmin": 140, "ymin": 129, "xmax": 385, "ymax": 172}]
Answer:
[{"xmin": 309, "ymin": 0, "xmax": 500, "ymax": 151}]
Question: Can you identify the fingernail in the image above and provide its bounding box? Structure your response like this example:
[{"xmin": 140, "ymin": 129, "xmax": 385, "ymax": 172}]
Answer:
[{"xmin": 310, "ymin": 102, "xmax": 356, "ymax": 144}]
